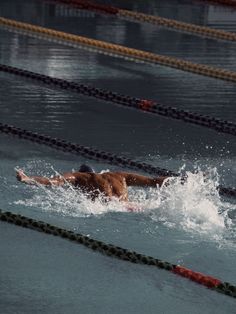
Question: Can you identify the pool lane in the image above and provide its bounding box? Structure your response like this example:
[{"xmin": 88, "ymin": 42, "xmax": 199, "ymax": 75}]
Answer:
[{"xmin": 0, "ymin": 0, "xmax": 236, "ymax": 121}]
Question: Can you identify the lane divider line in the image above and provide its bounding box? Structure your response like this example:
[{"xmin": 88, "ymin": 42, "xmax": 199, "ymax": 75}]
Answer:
[
  {"xmin": 1, "ymin": 17, "xmax": 236, "ymax": 83},
  {"xmin": 47, "ymin": 0, "xmax": 236, "ymax": 42},
  {"xmin": 0, "ymin": 122, "xmax": 235, "ymax": 198},
  {"xmin": 0, "ymin": 209, "xmax": 235, "ymax": 298},
  {"xmin": 1, "ymin": 64, "xmax": 236, "ymax": 137}
]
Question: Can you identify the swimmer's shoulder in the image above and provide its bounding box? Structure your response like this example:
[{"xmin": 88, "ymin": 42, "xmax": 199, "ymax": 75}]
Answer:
[{"xmin": 73, "ymin": 172, "xmax": 94, "ymax": 181}]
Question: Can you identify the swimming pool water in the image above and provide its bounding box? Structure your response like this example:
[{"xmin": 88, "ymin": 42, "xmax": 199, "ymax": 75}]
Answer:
[{"xmin": 0, "ymin": 0, "xmax": 236, "ymax": 313}]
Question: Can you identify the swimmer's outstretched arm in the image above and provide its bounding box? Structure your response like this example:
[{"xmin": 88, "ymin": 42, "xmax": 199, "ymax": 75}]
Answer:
[
  {"xmin": 118, "ymin": 172, "xmax": 170, "ymax": 187},
  {"xmin": 16, "ymin": 169, "xmax": 76, "ymax": 186}
]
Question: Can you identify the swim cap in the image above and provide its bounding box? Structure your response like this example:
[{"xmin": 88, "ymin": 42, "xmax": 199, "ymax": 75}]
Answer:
[{"xmin": 79, "ymin": 164, "xmax": 95, "ymax": 173}]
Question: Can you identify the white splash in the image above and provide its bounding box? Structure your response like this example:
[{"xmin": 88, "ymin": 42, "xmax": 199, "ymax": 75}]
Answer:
[
  {"xmin": 14, "ymin": 182, "xmax": 129, "ymax": 217},
  {"xmin": 14, "ymin": 166, "xmax": 235, "ymax": 238},
  {"xmin": 130, "ymin": 168, "xmax": 232, "ymax": 236}
]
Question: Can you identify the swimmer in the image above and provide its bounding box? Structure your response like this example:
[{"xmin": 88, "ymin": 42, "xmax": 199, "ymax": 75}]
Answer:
[{"xmin": 16, "ymin": 164, "xmax": 170, "ymax": 202}]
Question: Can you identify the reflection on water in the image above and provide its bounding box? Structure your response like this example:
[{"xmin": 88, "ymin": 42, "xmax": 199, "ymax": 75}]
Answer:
[
  {"xmin": 55, "ymin": 5, "xmax": 95, "ymax": 18},
  {"xmin": 1, "ymin": 0, "xmax": 236, "ymax": 121},
  {"xmin": 1, "ymin": 0, "xmax": 208, "ymax": 23},
  {"xmin": 1, "ymin": 1, "xmax": 236, "ymax": 313},
  {"xmin": 208, "ymin": 5, "xmax": 236, "ymax": 29},
  {"xmin": 0, "ymin": 0, "xmax": 235, "ymax": 248},
  {"xmin": 1, "ymin": 0, "xmax": 236, "ymax": 29}
]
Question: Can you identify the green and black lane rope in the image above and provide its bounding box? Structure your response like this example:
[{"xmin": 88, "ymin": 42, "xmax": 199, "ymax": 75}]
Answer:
[{"xmin": 0, "ymin": 209, "xmax": 235, "ymax": 299}]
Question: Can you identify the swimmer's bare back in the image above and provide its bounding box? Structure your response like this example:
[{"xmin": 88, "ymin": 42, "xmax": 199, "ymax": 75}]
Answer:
[{"xmin": 16, "ymin": 169, "xmax": 169, "ymax": 202}]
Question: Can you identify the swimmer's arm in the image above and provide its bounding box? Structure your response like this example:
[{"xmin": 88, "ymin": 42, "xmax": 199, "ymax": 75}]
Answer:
[
  {"xmin": 16, "ymin": 170, "xmax": 76, "ymax": 186},
  {"xmin": 118, "ymin": 172, "xmax": 170, "ymax": 187}
]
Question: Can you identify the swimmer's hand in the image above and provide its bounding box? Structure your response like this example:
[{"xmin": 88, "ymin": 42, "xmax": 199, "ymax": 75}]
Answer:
[{"xmin": 16, "ymin": 169, "xmax": 34, "ymax": 184}]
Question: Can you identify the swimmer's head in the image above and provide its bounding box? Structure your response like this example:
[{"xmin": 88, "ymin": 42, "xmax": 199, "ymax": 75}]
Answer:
[{"xmin": 79, "ymin": 164, "xmax": 95, "ymax": 173}]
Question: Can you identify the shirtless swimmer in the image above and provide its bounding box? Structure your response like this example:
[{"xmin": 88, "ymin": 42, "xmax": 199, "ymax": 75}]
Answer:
[{"xmin": 16, "ymin": 164, "xmax": 170, "ymax": 202}]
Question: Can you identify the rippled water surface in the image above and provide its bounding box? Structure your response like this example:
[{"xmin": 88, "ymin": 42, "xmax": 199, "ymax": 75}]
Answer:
[{"xmin": 0, "ymin": 0, "xmax": 236, "ymax": 313}]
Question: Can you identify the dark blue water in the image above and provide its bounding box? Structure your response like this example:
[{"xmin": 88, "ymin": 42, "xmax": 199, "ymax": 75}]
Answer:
[{"xmin": 0, "ymin": 1, "xmax": 236, "ymax": 313}]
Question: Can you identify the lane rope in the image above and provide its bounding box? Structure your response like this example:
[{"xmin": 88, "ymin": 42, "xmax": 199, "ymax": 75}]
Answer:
[
  {"xmin": 1, "ymin": 17, "xmax": 236, "ymax": 83},
  {"xmin": 49, "ymin": 0, "xmax": 236, "ymax": 43},
  {"xmin": 1, "ymin": 2, "xmax": 235, "ymax": 300},
  {"xmin": 0, "ymin": 209, "xmax": 235, "ymax": 298},
  {"xmin": 1, "ymin": 64, "xmax": 236, "ymax": 137},
  {"xmin": 0, "ymin": 122, "xmax": 235, "ymax": 198},
  {"xmin": 0, "ymin": 122, "xmax": 176, "ymax": 177}
]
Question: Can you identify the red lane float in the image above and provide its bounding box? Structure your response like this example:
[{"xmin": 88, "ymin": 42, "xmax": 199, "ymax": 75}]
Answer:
[
  {"xmin": 173, "ymin": 265, "xmax": 222, "ymax": 288},
  {"xmin": 139, "ymin": 100, "xmax": 155, "ymax": 111}
]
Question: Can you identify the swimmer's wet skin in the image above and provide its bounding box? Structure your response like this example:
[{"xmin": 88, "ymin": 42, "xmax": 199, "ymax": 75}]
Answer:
[{"xmin": 16, "ymin": 165, "xmax": 170, "ymax": 202}]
